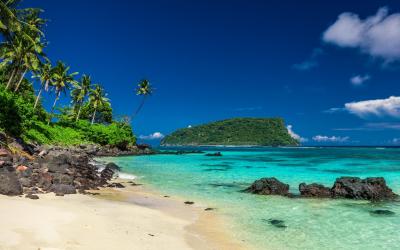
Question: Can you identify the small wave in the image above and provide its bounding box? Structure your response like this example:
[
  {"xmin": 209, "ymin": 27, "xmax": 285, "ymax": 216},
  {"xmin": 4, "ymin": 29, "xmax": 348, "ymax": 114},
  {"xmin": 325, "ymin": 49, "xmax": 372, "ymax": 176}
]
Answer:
[{"xmin": 117, "ymin": 172, "xmax": 137, "ymax": 180}]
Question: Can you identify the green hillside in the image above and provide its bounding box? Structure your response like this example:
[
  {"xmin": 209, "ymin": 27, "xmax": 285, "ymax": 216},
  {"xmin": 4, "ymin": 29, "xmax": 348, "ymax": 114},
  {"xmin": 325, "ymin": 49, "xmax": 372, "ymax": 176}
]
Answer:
[{"xmin": 161, "ymin": 118, "xmax": 298, "ymax": 146}]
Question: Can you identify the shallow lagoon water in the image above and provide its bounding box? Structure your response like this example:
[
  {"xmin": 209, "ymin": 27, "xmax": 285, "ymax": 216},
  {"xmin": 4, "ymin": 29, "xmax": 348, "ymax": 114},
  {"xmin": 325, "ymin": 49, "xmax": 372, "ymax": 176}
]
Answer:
[{"xmin": 103, "ymin": 147, "xmax": 400, "ymax": 250}]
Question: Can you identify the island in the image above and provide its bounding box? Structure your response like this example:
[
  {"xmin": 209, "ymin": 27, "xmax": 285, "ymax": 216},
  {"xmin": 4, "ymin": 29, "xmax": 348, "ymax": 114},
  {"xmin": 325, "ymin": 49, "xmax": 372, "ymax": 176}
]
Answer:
[{"xmin": 161, "ymin": 118, "xmax": 299, "ymax": 146}]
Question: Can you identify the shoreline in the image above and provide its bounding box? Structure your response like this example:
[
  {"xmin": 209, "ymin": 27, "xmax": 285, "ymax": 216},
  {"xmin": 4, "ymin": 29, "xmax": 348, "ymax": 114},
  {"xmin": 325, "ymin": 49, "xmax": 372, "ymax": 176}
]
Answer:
[{"xmin": 0, "ymin": 178, "xmax": 246, "ymax": 250}]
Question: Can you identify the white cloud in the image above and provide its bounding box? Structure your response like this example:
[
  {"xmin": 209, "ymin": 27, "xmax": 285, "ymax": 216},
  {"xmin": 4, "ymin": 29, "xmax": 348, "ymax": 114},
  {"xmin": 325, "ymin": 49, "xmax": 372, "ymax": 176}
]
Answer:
[
  {"xmin": 323, "ymin": 7, "xmax": 400, "ymax": 62},
  {"xmin": 312, "ymin": 135, "xmax": 349, "ymax": 142},
  {"xmin": 350, "ymin": 74, "xmax": 370, "ymax": 86},
  {"xmin": 287, "ymin": 125, "xmax": 308, "ymax": 142},
  {"xmin": 139, "ymin": 132, "xmax": 165, "ymax": 140},
  {"xmin": 344, "ymin": 96, "xmax": 400, "ymax": 118},
  {"xmin": 323, "ymin": 107, "xmax": 345, "ymax": 114}
]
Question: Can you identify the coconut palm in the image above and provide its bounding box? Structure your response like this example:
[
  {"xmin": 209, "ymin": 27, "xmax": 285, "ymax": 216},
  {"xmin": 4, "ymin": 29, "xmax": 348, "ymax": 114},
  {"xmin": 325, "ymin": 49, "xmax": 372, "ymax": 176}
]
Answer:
[
  {"xmin": 89, "ymin": 84, "xmax": 109, "ymax": 125},
  {"xmin": 32, "ymin": 62, "xmax": 54, "ymax": 109},
  {"xmin": 48, "ymin": 61, "xmax": 78, "ymax": 125},
  {"xmin": 132, "ymin": 79, "xmax": 153, "ymax": 120},
  {"xmin": 71, "ymin": 74, "xmax": 91, "ymax": 122},
  {"xmin": 0, "ymin": 0, "xmax": 22, "ymax": 40}
]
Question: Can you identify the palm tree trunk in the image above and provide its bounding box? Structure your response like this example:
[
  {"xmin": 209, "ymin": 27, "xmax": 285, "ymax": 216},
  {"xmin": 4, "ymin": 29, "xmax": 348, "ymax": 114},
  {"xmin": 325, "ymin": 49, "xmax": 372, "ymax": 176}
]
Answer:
[
  {"xmin": 33, "ymin": 84, "xmax": 43, "ymax": 110},
  {"xmin": 76, "ymin": 103, "xmax": 83, "ymax": 122},
  {"xmin": 132, "ymin": 95, "xmax": 147, "ymax": 120},
  {"xmin": 5, "ymin": 68, "xmax": 16, "ymax": 90},
  {"xmin": 91, "ymin": 109, "xmax": 97, "ymax": 125},
  {"xmin": 14, "ymin": 68, "xmax": 27, "ymax": 92},
  {"xmin": 48, "ymin": 91, "xmax": 60, "ymax": 125}
]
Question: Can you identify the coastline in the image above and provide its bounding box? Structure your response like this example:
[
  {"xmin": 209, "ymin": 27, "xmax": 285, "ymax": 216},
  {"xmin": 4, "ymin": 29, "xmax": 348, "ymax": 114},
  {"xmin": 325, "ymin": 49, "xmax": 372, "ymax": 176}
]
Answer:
[{"xmin": 0, "ymin": 178, "xmax": 246, "ymax": 250}]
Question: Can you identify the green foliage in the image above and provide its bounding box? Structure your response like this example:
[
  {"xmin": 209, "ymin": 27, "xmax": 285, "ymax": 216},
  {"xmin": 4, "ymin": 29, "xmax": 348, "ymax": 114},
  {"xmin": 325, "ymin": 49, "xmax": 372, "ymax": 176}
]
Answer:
[
  {"xmin": 79, "ymin": 102, "xmax": 113, "ymax": 124},
  {"xmin": 161, "ymin": 118, "xmax": 299, "ymax": 146},
  {"xmin": 23, "ymin": 120, "xmax": 136, "ymax": 147},
  {"xmin": 0, "ymin": 84, "xmax": 46, "ymax": 136}
]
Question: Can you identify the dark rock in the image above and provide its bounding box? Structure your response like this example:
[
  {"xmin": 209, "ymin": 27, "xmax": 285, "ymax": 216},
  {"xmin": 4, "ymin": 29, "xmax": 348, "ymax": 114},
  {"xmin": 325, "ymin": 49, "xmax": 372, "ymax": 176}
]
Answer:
[
  {"xmin": 0, "ymin": 168, "xmax": 23, "ymax": 196},
  {"xmin": 267, "ymin": 219, "xmax": 287, "ymax": 228},
  {"xmin": 105, "ymin": 162, "xmax": 121, "ymax": 171},
  {"xmin": 299, "ymin": 183, "xmax": 331, "ymax": 198},
  {"xmin": 205, "ymin": 152, "xmax": 222, "ymax": 157},
  {"xmin": 331, "ymin": 177, "xmax": 397, "ymax": 201},
  {"xmin": 25, "ymin": 194, "xmax": 39, "ymax": 200},
  {"xmin": 100, "ymin": 166, "xmax": 115, "ymax": 183},
  {"xmin": 244, "ymin": 177, "xmax": 290, "ymax": 196},
  {"xmin": 50, "ymin": 184, "xmax": 76, "ymax": 195},
  {"xmin": 107, "ymin": 183, "xmax": 125, "ymax": 188},
  {"xmin": 370, "ymin": 210, "xmax": 395, "ymax": 216},
  {"xmin": 184, "ymin": 201, "xmax": 195, "ymax": 205},
  {"xmin": 205, "ymin": 208, "xmax": 215, "ymax": 211}
]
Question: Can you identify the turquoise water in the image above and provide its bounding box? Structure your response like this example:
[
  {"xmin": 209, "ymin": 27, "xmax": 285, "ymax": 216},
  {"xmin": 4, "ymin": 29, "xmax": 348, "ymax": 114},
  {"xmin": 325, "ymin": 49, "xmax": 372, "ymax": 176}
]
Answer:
[{"xmin": 102, "ymin": 147, "xmax": 400, "ymax": 250}]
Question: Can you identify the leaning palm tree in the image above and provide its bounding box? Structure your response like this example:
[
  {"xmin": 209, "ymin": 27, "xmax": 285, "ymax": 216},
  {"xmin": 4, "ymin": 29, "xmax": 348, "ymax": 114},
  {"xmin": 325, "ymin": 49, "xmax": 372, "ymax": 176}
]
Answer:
[
  {"xmin": 48, "ymin": 61, "xmax": 78, "ymax": 125},
  {"xmin": 89, "ymin": 84, "xmax": 109, "ymax": 125},
  {"xmin": 71, "ymin": 74, "xmax": 91, "ymax": 122},
  {"xmin": 132, "ymin": 79, "xmax": 153, "ymax": 120},
  {"xmin": 33, "ymin": 62, "xmax": 54, "ymax": 109}
]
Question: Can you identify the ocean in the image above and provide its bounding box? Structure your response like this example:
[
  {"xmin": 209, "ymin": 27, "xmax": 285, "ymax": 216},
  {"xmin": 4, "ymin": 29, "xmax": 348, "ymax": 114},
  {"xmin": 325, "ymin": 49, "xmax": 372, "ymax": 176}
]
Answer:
[{"xmin": 101, "ymin": 147, "xmax": 400, "ymax": 250}]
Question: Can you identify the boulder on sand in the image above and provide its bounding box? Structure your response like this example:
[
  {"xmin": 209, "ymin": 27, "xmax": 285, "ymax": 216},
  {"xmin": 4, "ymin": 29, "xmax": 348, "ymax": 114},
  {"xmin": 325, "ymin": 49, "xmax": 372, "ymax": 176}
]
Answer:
[
  {"xmin": 331, "ymin": 177, "xmax": 397, "ymax": 201},
  {"xmin": 244, "ymin": 177, "xmax": 290, "ymax": 196},
  {"xmin": 0, "ymin": 168, "xmax": 23, "ymax": 196},
  {"xmin": 299, "ymin": 183, "xmax": 331, "ymax": 198},
  {"xmin": 50, "ymin": 184, "xmax": 77, "ymax": 195}
]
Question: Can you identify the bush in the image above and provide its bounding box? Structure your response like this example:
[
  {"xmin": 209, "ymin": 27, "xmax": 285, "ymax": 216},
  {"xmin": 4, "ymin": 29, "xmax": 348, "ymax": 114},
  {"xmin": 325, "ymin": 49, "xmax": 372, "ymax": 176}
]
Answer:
[{"xmin": 0, "ymin": 85, "xmax": 46, "ymax": 137}]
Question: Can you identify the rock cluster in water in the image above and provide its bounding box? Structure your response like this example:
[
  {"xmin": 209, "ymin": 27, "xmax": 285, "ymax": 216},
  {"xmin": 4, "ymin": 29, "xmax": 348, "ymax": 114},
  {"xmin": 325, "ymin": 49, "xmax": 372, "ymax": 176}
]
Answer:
[
  {"xmin": 245, "ymin": 177, "xmax": 398, "ymax": 201},
  {"xmin": 0, "ymin": 134, "xmax": 152, "ymax": 198}
]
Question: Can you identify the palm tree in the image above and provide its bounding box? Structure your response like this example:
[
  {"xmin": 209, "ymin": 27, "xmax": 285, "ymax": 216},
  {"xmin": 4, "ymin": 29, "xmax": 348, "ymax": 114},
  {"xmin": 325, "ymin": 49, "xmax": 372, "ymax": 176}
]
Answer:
[
  {"xmin": 132, "ymin": 79, "xmax": 153, "ymax": 120},
  {"xmin": 33, "ymin": 62, "xmax": 53, "ymax": 109},
  {"xmin": 89, "ymin": 84, "xmax": 109, "ymax": 125},
  {"xmin": 71, "ymin": 74, "xmax": 91, "ymax": 122},
  {"xmin": 48, "ymin": 61, "xmax": 78, "ymax": 125},
  {"xmin": 0, "ymin": 6, "xmax": 45, "ymax": 91}
]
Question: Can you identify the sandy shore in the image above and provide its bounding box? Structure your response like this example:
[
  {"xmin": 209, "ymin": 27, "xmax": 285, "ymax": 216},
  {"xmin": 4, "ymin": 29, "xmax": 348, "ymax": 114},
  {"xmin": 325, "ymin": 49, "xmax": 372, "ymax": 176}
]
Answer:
[{"xmin": 0, "ymin": 180, "xmax": 245, "ymax": 250}]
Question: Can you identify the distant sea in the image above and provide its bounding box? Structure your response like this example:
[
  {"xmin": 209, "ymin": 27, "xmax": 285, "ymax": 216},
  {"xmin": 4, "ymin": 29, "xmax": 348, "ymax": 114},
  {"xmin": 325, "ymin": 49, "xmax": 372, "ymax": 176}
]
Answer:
[{"xmin": 102, "ymin": 147, "xmax": 400, "ymax": 250}]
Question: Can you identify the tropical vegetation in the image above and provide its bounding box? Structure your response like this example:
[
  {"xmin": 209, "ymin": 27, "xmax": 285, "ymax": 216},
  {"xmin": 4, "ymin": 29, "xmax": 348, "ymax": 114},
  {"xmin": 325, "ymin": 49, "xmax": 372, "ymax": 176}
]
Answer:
[
  {"xmin": 0, "ymin": 1, "xmax": 145, "ymax": 147},
  {"xmin": 161, "ymin": 118, "xmax": 299, "ymax": 146}
]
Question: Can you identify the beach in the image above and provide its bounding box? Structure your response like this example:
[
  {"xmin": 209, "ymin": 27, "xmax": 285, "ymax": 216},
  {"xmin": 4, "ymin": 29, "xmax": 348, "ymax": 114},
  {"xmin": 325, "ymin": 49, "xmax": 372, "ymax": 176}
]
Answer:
[{"xmin": 0, "ymin": 179, "xmax": 244, "ymax": 250}]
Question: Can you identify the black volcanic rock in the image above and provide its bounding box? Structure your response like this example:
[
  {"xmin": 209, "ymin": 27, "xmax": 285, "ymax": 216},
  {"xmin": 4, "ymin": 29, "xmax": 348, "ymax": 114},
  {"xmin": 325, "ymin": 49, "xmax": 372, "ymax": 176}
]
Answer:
[
  {"xmin": 244, "ymin": 177, "xmax": 290, "ymax": 196},
  {"xmin": 299, "ymin": 183, "xmax": 331, "ymax": 198},
  {"xmin": 331, "ymin": 177, "xmax": 397, "ymax": 201},
  {"xmin": 0, "ymin": 168, "xmax": 23, "ymax": 196}
]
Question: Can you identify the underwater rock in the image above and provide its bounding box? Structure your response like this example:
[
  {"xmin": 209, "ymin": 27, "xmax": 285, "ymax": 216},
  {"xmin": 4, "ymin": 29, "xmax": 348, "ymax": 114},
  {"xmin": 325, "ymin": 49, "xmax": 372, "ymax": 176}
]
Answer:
[
  {"xmin": 266, "ymin": 219, "xmax": 287, "ymax": 228},
  {"xmin": 369, "ymin": 210, "xmax": 395, "ymax": 216},
  {"xmin": 244, "ymin": 177, "xmax": 290, "ymax": 196},
  {"xmin": 299, "ymin": 183, "xmax": 331, "ymax": 198}
]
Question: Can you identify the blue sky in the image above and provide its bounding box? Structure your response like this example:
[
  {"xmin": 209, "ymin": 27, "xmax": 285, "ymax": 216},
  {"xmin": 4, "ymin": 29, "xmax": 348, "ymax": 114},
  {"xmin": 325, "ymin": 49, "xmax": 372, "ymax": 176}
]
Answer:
[{"xmin": 25, "ymin": 0, "xmax": 400, "ymax": 145}]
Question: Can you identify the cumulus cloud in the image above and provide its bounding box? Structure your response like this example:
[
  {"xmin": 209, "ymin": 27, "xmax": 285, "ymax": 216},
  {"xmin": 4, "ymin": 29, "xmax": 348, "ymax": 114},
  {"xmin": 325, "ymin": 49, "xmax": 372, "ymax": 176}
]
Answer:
[
  {"xmin": 287, "ymin": 125, "xmax": 308, "ymax": 142},
  {"xmin": 293, "ymin": 48, "xmax": 323, "ymax": 71},
  {"xmin": 344, "ymin": 96, "xmax": 400, "ymax": 118},
  {"xmin": 139, "ymin": 132, "xmax": 165, "ymax": 140},
  {"xmin": 312, "ymin": 135, "xmax": 349, "ymax": 142},
  {"xmin": 323, "ymin": 7, "xmax": 400, "ymax": 62},
  {"xmin": 350, "ymin": 74, "xmax": 370, "ymax": 86}
]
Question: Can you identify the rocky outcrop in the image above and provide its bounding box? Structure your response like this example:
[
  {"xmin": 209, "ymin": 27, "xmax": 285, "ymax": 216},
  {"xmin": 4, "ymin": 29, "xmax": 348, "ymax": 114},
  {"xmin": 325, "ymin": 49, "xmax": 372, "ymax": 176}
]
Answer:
[
  {"xmin": 244, "ymin": 177, "xmax": 290, "ymax": 196},
  {"xmin": 299, "ymin": 183, "xmax": 331, "ymax": 198},
  {"xmin": 331, "ymin": 177, "xmax": 397, "ymax": 201},
  {"xmin": 205, "ymin": 152, "xmax": 222, "ymax": 157},
  {"xmin": 0, "ymin": 167, "xmax": 23, "ymax": 196},
  {"xmin": 245, "ymin": 176, "xmax": 398, "ymax": 201}
]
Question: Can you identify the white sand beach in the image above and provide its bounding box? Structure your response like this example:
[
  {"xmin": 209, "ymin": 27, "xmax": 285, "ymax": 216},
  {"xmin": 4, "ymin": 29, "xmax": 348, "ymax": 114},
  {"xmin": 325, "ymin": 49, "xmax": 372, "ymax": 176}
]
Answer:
[{"xmin": 0, "ymin": 180, "xmax": 244, "ymax": 250}]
